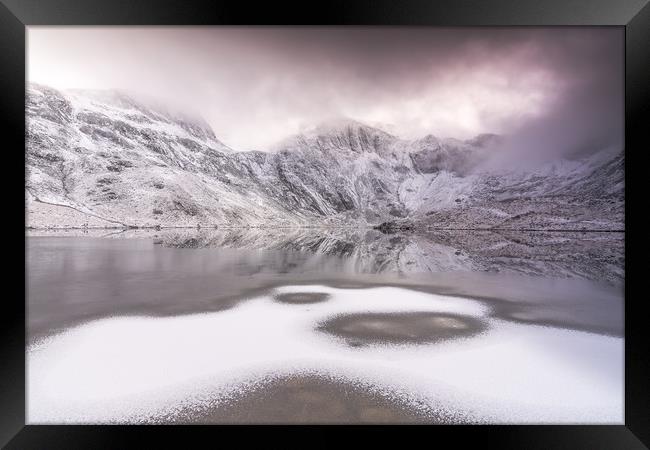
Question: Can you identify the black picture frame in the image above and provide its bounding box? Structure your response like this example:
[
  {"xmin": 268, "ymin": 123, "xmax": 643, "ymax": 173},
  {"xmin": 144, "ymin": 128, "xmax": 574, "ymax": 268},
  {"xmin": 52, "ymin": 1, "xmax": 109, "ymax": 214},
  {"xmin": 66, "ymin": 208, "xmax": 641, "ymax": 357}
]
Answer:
[{"xmin": 1, "ymin": 0, "xmax": 648, "ymax": 448}]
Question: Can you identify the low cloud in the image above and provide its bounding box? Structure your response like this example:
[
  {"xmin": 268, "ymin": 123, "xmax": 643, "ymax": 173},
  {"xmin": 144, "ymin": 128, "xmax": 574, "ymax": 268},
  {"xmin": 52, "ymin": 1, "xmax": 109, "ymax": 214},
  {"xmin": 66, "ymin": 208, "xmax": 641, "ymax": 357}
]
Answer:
[{"xmin": 28, "ymin": 26, "xmax": 623, "ymax": 159}]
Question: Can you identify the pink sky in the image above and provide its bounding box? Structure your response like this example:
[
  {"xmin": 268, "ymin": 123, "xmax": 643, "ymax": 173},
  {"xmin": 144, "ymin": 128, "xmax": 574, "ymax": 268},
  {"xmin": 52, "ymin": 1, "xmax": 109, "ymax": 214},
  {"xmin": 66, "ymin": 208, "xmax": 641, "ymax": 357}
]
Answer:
[{"xmin": 28, "ymin": 26, "xmax": 623, "ymax": 156}]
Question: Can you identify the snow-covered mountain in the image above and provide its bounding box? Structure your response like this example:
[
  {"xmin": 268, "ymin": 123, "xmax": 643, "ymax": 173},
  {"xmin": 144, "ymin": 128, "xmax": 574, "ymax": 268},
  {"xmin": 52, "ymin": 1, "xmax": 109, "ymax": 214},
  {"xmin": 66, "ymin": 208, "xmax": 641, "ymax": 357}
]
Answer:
[{"xmin": 26, "ymin": 84, "xmax": 624, "ymax": 230}]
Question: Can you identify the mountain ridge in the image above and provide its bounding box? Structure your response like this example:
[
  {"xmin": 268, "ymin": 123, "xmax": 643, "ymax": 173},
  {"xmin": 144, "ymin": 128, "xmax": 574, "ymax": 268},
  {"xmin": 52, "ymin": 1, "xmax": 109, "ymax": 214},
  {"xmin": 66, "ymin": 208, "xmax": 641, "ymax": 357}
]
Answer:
[{"xmin": 26, "ymin": 84, "xmax": 624, "ymax": 230}]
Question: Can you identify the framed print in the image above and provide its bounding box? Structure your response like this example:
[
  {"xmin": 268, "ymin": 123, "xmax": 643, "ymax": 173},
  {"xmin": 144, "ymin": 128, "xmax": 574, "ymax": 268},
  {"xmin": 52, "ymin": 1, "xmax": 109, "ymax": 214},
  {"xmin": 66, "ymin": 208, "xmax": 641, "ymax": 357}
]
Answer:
[{"xmin": 1, "ymin": 0, "xmax": 648, "ymax": 448}]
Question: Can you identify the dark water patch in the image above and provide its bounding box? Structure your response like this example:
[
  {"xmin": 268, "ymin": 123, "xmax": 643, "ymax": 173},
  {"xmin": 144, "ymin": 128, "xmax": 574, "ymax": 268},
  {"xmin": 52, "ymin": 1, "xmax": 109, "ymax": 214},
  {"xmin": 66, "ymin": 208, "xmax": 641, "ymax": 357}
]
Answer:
[
  {"xmin": 165, "ymin": 374, "xmax": 461, "ymax": 424},
  {"xmin": 317, "ymin": 312, "xmax": 488, "ymax": 346},
  {"xmin": 273, "ymin": 292, "xmax": 331, "ymax": 304},
  {"xmin": 397, "ymin": 277, "xmax": 624, "ymax": 337}
]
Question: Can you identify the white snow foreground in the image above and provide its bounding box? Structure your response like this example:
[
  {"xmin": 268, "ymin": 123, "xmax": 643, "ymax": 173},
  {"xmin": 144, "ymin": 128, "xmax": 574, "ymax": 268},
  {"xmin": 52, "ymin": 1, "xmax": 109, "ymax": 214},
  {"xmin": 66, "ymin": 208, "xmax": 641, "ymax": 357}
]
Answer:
[{"xmin": 28, "ymin": 285, "xmax": 623, "ymax": 424}]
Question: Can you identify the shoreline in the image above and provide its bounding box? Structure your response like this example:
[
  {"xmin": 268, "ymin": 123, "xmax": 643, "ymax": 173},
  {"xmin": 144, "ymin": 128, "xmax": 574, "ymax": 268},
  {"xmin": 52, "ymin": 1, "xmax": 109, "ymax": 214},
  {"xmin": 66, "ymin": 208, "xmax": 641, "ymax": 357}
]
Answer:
[{"xmin": 25, "ymin": 225, "xmax": 626, "ymax": 233}]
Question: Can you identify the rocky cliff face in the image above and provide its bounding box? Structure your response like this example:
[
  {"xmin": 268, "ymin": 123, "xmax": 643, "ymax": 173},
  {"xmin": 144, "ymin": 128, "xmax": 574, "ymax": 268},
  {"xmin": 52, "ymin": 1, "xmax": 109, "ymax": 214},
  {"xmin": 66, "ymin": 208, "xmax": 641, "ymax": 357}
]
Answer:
[{"xmin": 26, "ymin": 84, "xmax": 624, "ymax": 230}]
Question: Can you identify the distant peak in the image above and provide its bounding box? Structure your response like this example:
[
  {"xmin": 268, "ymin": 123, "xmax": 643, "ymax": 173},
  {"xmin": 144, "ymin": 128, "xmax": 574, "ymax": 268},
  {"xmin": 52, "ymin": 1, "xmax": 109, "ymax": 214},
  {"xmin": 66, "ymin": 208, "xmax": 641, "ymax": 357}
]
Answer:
[
  {"xmin": 417, "ymin": 134, "xmax": 440, "ymax": 144},
  {"xmin": 303, "ymin": 117, "xmax": 395, "ymax": 138},
  {"xmin": 44, "ymin": 85, "xmax": 220, "ymax": 144}
]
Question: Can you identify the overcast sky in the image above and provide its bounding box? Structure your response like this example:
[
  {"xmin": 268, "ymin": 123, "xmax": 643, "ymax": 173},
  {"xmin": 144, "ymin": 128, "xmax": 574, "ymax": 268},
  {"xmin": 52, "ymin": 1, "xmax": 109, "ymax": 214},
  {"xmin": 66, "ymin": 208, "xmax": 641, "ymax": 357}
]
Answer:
[{"xmin": 28, "ymin": 26, "xmax": 623, "ymax": 156}]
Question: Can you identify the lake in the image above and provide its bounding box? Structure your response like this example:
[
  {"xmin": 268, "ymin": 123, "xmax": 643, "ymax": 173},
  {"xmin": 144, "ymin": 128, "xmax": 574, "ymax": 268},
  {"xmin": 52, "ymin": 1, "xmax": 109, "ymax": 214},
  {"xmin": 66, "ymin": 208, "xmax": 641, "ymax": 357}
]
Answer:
[{"xmin": 26, "ymin": 228, "xmax": 624, "ymax": 424}]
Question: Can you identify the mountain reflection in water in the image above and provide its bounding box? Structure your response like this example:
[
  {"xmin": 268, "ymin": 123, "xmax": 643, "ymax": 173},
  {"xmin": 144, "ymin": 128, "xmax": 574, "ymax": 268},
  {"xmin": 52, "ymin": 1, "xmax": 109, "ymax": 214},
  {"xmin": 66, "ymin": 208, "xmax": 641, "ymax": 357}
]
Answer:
[
  {"xmin": 153, "ymin": 227, "xmax": 624, "ymax": 283},
  {"xmin": 27, "ymin": 228, "xmax": 623, "ymax": 343}
]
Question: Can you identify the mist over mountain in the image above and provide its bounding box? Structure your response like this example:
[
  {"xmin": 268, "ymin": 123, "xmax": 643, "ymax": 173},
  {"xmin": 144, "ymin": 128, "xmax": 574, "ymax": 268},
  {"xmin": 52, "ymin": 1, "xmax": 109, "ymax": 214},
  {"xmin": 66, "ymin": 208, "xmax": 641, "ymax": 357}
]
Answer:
[
  {"xmin": 26, "ymin": 84, "xmax": 624, "ymax": 230},
  {"xmin": 29, "ymin": 27, "xmax": 623, "ymax": 153}
]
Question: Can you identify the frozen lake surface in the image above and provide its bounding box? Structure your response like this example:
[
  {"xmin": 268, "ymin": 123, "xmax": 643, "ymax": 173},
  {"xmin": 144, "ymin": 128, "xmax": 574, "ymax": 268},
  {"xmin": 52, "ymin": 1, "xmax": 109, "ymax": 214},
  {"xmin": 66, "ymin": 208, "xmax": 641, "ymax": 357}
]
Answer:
[{"xmin": 26, "ymin": 229, "xmax": 624, "ymax": 424}]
